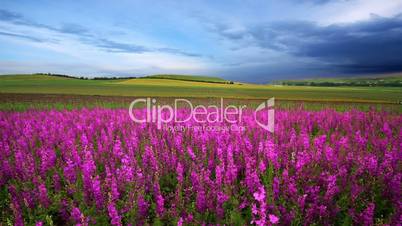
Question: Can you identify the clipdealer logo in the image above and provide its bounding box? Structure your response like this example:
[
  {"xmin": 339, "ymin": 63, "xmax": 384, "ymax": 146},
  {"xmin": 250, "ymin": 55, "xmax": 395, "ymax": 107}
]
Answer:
[
  {"xmin": 254, "ymin": 97, "xmax": 275, "ymax": 133},
  {"xmin": 128, "ymin": 98, "xmax": 274, "ymax": 132}
]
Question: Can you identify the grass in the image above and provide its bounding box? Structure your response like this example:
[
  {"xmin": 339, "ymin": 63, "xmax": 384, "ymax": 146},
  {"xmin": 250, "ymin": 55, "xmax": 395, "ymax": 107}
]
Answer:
[
  {"xmin": 0, "ymin": 74, "xmax": 401, "ymax": 103},
  {"xmin": 276, "ymin": 73, "xmax": 402, "ymax": 87},
  {"xmin": 142, "ymin": 74, "xmax": 230, "ymax": 83},
  {"xmin": 0, "ymin": 102, "xmax": 125, "ymax": 111},
  {"xmin": 0, "ymin": 95, "xmax": 400, "ymax": 112}
]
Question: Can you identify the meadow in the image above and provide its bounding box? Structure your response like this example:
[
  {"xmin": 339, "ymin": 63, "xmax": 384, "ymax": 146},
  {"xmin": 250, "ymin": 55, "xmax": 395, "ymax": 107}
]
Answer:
[
  {"xmin": 0, "ymin": 74, "xmax": 401, "ymax": 225},
  {"xmin": 277, "ymin": 74, "xmax": 402, "ymax": 87},
  {"xmin": 1, "ymin": 74, "xmax": 401, "ymax": 103},
  {"xmin": 0, "ymin": 108, "xmax": 401, "ymax": 225}
]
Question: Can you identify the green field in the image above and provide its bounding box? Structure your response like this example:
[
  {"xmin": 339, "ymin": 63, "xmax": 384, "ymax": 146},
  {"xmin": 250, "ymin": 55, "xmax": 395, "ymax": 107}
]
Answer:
[
  {"xmin": 142, "ymin": 74, "xmax": 231, "ymax": 83},
  {"xmin": 276, "ymin": 73, "xmax": 402, "ymax": 87},
  {"xmin": 1, "ymin": 74, "xmax": 401, "ymax": 103}
]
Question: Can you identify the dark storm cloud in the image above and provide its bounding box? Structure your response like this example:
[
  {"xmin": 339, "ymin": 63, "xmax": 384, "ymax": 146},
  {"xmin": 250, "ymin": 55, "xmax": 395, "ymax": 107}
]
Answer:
[
  {"xmin": 0, "ymin": 9, "xmax": 202, "ymax": 57},
  {"xmin": 218, "ymin": 14, "xmax": 402, "ymax": 74}
]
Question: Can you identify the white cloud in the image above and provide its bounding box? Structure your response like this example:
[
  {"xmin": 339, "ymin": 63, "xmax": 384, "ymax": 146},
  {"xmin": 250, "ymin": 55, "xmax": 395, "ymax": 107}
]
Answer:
[
  {"xmin": 316, "ymin": 0, "xmax": 402, "ymax": 25},
  {"xmin": 0, "ymin": 16, "xmax": 212, "ymax": 76}
]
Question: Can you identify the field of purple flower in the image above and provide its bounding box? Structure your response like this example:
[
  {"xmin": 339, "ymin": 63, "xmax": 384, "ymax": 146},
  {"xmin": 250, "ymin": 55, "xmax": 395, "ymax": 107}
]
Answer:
[{"xmin": 0, "ymin": 108, "xmax": 401, "ymax": 225}]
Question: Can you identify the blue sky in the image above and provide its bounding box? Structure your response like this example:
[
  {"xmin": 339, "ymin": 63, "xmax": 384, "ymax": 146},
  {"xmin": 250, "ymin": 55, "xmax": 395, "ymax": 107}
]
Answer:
[{"xmin": 0, "ymin": 0, "xmax": 401, "ymax": 82}]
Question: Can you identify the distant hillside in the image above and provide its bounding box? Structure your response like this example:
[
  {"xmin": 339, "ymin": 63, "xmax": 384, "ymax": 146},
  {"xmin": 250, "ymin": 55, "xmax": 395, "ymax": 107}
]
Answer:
[
  {"xmin": 1, "ymin": 73, "xmax": 401, "ymax": 103},
  {"xmin": 25, "ymin": 73, "xmax": 232, "ymax": 84},
  {"xmin": 274, "ymin": 74, "xmax": 402, "ymax": 87},
  {"xmin": 143, "ymin": 74, "xmax": 233, "ymax": 84},
  {"xmin": 32, "ymin": 73, "xmax": 137, "ymax": 80}
]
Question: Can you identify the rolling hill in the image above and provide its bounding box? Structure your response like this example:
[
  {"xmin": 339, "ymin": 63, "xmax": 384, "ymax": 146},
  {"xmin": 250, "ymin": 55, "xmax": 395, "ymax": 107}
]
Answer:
[
  {"xmin": 275, "ymin": 74, "xmax": 402, "ymax": 87},
  {"xmin": 142, "ymin": 74, "xmax": 232, "ymax": 84},
  {"xmin": 0, "ymin": 74, "xmax": 401, "ymax": 103}
]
